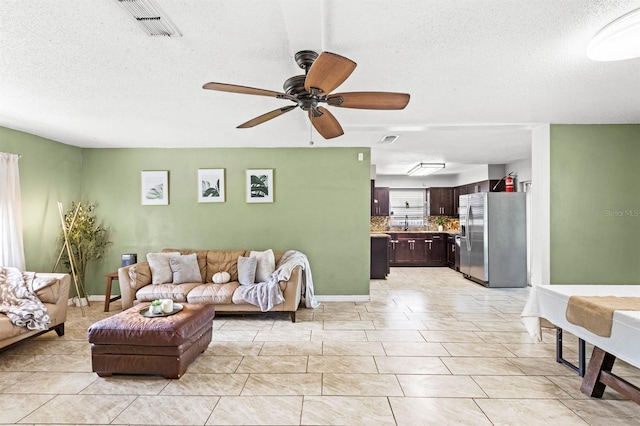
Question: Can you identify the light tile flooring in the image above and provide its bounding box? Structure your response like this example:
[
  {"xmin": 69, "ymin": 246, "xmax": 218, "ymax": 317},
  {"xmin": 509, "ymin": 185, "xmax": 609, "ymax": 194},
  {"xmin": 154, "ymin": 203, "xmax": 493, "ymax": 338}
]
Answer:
[{"xmin": 1, "ymin": 267, "xmax": 640, "ymax": 425}]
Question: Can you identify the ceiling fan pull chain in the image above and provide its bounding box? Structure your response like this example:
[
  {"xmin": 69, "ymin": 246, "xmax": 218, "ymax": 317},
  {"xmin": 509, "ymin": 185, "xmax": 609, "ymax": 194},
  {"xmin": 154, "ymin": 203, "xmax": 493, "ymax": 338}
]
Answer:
[{"xmin": 309, "ymin": 123, "xmax": 314, "ymax": 146}]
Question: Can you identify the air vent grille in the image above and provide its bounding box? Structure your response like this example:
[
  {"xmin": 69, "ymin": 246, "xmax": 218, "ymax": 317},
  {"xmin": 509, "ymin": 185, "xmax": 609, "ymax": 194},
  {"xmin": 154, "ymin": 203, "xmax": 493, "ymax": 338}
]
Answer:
[
  {"xmin": 116, "ymin": 0, "xmax": 181, "ymax": 37},
  {"xmin": 379, "ymin": 135, "xmax": 399, "ymax": 144}
]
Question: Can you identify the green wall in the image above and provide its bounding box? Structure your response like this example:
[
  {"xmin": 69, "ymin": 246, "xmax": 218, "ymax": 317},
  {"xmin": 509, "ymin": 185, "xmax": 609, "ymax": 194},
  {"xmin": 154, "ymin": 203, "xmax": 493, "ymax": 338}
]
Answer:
[
  {"xmin": 80, "ymin": 147, "xmax": 371, "ymax": 297},
  {"xmin": 0, "ymin": 127, "xmax": 82, "ymax": 272},
  {"xmin": 550, "ymin": 124, "xmax": 640, "ymax": 284},
  {"xmin": 1, "ymin": 127, "xmax": 371, "ymax": 298}
]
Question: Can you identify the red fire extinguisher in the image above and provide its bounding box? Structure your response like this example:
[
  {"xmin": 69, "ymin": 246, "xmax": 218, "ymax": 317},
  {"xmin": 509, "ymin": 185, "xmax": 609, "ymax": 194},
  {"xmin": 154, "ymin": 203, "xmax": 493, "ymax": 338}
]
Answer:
[{"xmin": 505, "ymin": 175, "xmax": 514, "ymax": 192}]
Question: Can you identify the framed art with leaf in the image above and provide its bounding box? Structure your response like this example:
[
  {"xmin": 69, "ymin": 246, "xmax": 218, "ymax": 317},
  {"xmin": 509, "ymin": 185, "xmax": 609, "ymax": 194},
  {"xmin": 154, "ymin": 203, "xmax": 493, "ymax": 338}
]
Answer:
[
  {"xmin": 198, "ymin": 168, "xmax": 225, "ymax": 203},
  {"xmin": 246, "ymin": 169, "xmax": 274, "ymax": 203},
  {"xmin": 141, "ymin": 171, "xmax": 169, "ymax": 205}
]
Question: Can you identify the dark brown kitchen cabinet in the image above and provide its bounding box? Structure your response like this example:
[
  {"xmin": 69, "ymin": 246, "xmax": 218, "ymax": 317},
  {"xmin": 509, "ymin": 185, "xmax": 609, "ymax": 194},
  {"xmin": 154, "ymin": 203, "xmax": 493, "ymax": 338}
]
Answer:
[
  {"xmin": 452, "ymin": 186, "xmax": 461, "ymax": 217},
  {"xmin": 389, "ymin": 237, "xmax": 399, "ymax": 266},
  {"xmin": 388, "ymin": 233, "xmax": 447, "ymax": 266},
  {"xmin": 428, "ymin": 187, "xmax": 454, "ymax": 216},
  {"xmin": 389, "ymin": 234, "xmax": 424, "ymax": 265},
  {"xmin": 371, "ymin": 185, "xmax": 390, "ymax": 216},
  {"xmin": 456, "ymin": 179, "xmax": 505, "ymax": 196},
  {"xmin": 424, "ymin": 234, "xmax": 446, "ymax": 266},
  {"xmin": 370, "ymin": 235, "xmax": 390, "ymax": 279},
  {"xmin": 488, "ymin": 179, "xmax": 506, "ymax": 192},
  {"xmin": 394, "ymin": 236, "xmax": 417, "ymax": 264},
  {"xmin": 452, "ymin": 179, "xmax": 506, "ymax": 217}
]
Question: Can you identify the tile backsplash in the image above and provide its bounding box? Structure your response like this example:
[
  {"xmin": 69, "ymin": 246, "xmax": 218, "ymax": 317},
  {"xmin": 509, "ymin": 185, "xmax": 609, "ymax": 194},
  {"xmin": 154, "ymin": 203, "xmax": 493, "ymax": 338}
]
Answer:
[
  {"xmin": 370, "ymin": 216, "xmax": 460, "ymax": 233},
  {"xmin": 370, "ymin": 216, "xmax": 389, "ymax": 232}
]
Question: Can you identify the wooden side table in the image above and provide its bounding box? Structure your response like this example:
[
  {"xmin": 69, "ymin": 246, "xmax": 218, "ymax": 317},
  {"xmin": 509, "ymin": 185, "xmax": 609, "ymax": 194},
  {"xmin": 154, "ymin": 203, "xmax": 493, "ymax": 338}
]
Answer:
[{"xmin": 104, "ymin": 272, "xmax": 121, "ymax": 312}]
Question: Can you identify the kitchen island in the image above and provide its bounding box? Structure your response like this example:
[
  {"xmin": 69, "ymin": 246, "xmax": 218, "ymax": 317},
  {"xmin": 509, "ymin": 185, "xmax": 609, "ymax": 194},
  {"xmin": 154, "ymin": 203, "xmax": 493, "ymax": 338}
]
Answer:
[{"xmin": 370, "ymin": 233, "xmax": 391, "ymax": 279}]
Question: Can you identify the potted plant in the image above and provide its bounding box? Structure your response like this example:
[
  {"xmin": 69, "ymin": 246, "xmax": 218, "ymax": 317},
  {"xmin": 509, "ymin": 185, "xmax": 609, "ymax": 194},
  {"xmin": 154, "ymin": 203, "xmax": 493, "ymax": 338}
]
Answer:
[
  {"xmin": 57, "ymin": 201, "xmax": 111, "ymax": 304},
  {"xmin": 436, "ymin": 217, "xmax": 446, "ymax": 232}
]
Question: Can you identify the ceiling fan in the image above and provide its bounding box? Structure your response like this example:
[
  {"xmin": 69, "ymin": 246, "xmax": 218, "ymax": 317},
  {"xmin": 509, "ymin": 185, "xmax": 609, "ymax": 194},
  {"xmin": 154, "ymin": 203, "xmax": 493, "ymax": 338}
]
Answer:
[{"xmin": 202, "ymin": 50, "xmax": 410, "ymax": 139}]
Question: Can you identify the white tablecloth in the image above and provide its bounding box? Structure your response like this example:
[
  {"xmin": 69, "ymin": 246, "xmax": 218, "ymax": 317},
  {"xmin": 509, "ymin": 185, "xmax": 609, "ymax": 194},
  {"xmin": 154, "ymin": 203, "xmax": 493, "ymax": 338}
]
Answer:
[{"xmin": 521, "ymin": 285, "xmax": 640, "ymax": 368}]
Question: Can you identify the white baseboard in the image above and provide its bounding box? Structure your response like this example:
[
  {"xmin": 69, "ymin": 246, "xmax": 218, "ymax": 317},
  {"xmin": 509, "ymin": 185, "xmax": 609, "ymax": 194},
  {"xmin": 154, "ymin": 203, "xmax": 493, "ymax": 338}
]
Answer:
[
  {"xmin": 88, "ymin": 295, "xmax": 107, "ymax": 302},
  {"xmin": 315, "ymin": 295, "xmax": 370, "ymax": 303},
  {"xmin": 67, "ymin": 295, "xmax": 111, "ymax": 306},
  {"xmin": 69, "ymin": 294, "xmax": 370, "ymax": 305}
]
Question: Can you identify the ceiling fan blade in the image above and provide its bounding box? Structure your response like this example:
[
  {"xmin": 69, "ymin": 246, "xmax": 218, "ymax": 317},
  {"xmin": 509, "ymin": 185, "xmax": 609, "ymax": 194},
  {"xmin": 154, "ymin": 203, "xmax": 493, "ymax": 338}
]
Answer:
[
  {"xmin": 309, "ymin": 106, "xmax": 344, "ymax": 139},
  {"xmin": 203, "ymin": 82, "xmax": 286, "ymax": 98},
  {"xmin": 237, "ymin": 105, "xmax": 297, "ymax": 128},
  {"xmin": 304, "ymin": 52, "xmax": 357, "ymax": 94},
  {"xmin": 327, "ymin": 92, "xmax": 410, "ymax": 110}
]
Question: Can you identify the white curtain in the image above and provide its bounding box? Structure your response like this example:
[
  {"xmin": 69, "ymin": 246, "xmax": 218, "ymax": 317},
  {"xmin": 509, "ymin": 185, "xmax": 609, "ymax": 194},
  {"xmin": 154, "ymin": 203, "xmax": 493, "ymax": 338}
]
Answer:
[{"xmin": 0, "ymin": 152, "xmax": 25, "ymax": 270}]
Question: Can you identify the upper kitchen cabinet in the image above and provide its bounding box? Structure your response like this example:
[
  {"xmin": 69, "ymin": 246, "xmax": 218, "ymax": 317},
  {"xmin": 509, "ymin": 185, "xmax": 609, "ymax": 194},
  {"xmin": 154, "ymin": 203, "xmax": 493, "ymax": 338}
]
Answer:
[
  {"xmin": 371, "ymin": 183, "xmax": 390, "ymax": 216},
  {"xmin": 461, "ymin": 179, "xmax": 506, "ymax": 194},
  {"xmin": 427, "ymin": 187, "xmax": 454, "ymax": 216},
  {"xmin": 453, "ymin": 179, "xmax": 506, "ymax": 217},
  {"xmin": 453, "ymin": 186, "xmax": 461, "ymax": 217}
]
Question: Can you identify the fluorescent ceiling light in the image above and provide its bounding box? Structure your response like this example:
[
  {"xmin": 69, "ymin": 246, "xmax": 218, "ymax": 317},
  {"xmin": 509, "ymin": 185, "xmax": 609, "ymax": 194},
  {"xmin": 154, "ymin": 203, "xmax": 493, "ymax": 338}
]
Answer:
[
  {"xmin": 407, "ymin": 163, "xmax": 445, "ymax": 176},
  {"xmin": 116, "ymin": 0, "xmax": 181, "ymax": 37},
  {"xmin": 587, "ymin": 7, "xmax": 640, "ymax": 61}
]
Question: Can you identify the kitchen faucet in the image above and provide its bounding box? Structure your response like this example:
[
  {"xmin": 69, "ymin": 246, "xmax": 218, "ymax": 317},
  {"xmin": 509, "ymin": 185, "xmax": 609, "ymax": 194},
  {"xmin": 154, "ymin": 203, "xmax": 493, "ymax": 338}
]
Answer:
[{"xmin": 404, "ymin": 215, "xmax": 409, "ymax": 231}]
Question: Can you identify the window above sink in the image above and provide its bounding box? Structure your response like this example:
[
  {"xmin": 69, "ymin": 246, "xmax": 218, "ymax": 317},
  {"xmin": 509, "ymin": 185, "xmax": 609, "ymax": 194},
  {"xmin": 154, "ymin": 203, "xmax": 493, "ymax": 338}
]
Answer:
[{"xmin": 389, "ymin": 189, "xmax": 425, "ymax": 227}]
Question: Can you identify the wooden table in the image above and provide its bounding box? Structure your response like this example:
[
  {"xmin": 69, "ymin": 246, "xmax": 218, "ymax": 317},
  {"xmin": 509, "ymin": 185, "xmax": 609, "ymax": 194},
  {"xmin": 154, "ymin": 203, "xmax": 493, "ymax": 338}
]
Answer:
[
  {"xmin": 522, "ymin": 285, "xmax": 640, "ymax": 403},
  {"xmin": 104, "ymin": 272, "xmax": 121, "ymax": 312}
]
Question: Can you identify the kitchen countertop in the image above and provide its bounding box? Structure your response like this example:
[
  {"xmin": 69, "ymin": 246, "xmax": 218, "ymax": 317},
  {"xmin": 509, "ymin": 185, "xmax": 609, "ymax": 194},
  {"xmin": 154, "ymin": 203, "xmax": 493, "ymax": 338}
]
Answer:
[
  {"xmin": 370, "ymin": 233, "xmax": 391, "ymax": 238},
  {"xmin": 372, "ymin": 231, "xmax": 460, "ymax": 235}
]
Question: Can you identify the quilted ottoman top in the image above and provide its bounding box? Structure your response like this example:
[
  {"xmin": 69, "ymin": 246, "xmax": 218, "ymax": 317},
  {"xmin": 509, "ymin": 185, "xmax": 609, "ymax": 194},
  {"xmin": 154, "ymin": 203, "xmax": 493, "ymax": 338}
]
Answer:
[{"xmin": 88, "ymin": 303, "xmax": 215, "ymax": 347}]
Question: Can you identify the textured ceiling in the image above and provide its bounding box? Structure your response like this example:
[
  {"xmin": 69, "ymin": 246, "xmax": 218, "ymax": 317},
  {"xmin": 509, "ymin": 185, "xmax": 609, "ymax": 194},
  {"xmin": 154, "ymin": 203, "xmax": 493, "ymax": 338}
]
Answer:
[{"xmin": 1, "ymin": 0, "xmax": 639, "ymax": 176}]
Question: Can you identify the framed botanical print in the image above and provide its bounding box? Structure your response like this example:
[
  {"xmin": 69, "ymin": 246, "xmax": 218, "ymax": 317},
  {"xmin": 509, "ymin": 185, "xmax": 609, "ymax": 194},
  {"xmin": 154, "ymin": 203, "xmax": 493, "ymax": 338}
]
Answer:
[
  {"xmin": 246, "ymin": 169, "xmax": 274, "ymax": 203},
  {"xmin": 141, "ymin": 171, "xmax": 169, "ymax": 205},
  {"xmin": 198, "ymin": 168, "xmax": 225, "ymax": 203}
]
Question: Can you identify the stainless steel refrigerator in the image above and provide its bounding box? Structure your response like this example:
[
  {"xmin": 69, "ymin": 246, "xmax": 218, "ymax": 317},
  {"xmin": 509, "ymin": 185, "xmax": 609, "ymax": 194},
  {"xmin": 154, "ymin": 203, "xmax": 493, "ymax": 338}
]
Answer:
[{"xmin": 459, "ymin": 192, "xmax": 527, "ymax": 288}]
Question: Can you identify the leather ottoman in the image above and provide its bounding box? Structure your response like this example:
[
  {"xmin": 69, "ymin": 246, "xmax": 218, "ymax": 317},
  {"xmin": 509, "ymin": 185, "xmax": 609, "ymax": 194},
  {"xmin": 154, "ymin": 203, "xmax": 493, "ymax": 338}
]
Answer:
[{"xmin": 88, "ymin": 303, "xmax": 215, "ymax": 379}]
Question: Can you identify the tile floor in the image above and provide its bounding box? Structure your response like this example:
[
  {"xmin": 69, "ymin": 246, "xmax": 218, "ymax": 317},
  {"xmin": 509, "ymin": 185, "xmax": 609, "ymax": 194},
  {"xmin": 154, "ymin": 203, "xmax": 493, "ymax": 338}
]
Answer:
[{"xmin": 1, "ymin": 267, "xmax": 640, "ymax": 425}]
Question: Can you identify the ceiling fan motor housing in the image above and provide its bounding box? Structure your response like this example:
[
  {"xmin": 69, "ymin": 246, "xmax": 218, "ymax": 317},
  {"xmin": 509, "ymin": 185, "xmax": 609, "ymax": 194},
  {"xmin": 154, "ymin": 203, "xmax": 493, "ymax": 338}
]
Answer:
[
  {"xmin": 294, "ymin": 50, "xmax": 319, "ymax": 71},
  {"xmin": 283, "ymin": 75, "xmax": 318, "ymax": 111}
]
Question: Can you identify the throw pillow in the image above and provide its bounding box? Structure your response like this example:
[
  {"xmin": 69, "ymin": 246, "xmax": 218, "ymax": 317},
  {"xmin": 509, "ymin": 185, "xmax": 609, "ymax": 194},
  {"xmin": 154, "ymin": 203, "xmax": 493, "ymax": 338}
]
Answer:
[
  {"xmin": 146, "ymin": 252, "xmax": 180, "ymax": 284},
  {"xmin": 237, "ymin": 256, "xmax": 257, "ymax": 286},
  {"xmin": 250, "ymin": 249, "xmax": 275, "ymax": 282},
  {"xmin": 169, "ymin": 253, "xmax": 202, "ymax": 284}
]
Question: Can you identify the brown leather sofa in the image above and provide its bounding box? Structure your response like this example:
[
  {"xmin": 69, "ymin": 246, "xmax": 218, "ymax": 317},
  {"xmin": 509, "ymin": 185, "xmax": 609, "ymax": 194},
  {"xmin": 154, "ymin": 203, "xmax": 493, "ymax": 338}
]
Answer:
[
  {"xmin": 0, "ymin": 273, "xmax": 71, "ymax": 351},
  {"xmin": 118, "ymin": 249, "xmax": 303, "ymax": 321}
]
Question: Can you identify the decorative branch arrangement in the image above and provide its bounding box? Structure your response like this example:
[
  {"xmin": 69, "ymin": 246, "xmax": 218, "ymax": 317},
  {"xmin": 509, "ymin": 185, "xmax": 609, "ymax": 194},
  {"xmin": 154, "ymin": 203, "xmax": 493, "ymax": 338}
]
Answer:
[{"xmin": 53, "ymin": 201, "xmax": 111, "ymax": 315}]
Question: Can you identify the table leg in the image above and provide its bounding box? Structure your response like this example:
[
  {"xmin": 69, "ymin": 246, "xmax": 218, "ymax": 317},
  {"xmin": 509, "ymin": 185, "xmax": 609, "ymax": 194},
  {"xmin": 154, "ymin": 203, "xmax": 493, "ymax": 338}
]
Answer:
[
  {"xmin": 581, "ymin": 346, "xmax": 640, "ymax": 404},
  {"xmin": 104, "ymin": 275, "xmax": 114, "ymax": 312},
  {"xmin": 556, "ymin": 328, "xmax": 586, "ymax": 376},
  {"xmin": 104, "ymin": 273, "xmax": 121, "ymax": 312},
  {"xmin": 581, "ymin": 346, "xmax": 615, "ymax": 398}
]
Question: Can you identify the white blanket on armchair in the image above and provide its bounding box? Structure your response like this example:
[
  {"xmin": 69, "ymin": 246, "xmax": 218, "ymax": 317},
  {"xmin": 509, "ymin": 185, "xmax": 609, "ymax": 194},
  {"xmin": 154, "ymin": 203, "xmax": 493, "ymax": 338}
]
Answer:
[
  {"xmin": 0, "ymin": 266, "xmax": 50, "ymax": 330},
  {"xmin": 240, "ymin": 250, "xmax": 320, "ymax": 312}
]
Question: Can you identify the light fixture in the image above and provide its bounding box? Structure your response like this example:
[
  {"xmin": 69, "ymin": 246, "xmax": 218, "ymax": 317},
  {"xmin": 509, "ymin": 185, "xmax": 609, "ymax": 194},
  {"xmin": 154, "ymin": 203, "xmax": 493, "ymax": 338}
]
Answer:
[
  {"xmin": 115, "ymin": 0, "xmax": 181, "ymax": 37},
  {"xmin": 587, "ymin": 7, "xmax": 640, "ymax": 61},
  {"xmin": 407, "ymin": 163, "xmax": 445, "ymax": 176}
]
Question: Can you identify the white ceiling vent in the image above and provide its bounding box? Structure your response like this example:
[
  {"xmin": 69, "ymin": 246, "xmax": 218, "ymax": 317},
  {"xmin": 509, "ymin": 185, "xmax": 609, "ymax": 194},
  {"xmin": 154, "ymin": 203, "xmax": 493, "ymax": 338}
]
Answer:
[
  {"xmin": 379, "ymin": 135, "xmax": 399, "ymax": 144},
  {"xmin": 116, "ymin": 0, "xmax": 181, "ymax": 37}
]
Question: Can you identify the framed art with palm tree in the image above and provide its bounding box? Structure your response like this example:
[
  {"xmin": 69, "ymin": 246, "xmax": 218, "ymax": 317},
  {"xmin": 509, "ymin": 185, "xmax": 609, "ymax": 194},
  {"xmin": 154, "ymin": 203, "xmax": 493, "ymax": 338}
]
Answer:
[
  {"xmin": 198, "ymin": 168, "xmax": 225, "ymax": 203},
  {"xmin": 246, "ymin": 169, "xmax": 274, "ymax": 203}
]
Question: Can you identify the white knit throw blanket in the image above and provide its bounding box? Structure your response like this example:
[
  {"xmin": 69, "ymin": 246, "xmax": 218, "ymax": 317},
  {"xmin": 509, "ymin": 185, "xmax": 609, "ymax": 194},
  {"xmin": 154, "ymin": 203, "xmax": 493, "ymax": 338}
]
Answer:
[
  {"xmin": 0, "ymin": 266, "xmax": 50, "ymax": 330},
  {"xmin": 240, "ymin": 250, "xmax": 320, "ymax": 312}
]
